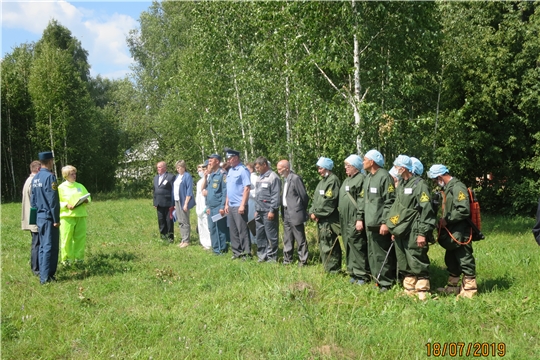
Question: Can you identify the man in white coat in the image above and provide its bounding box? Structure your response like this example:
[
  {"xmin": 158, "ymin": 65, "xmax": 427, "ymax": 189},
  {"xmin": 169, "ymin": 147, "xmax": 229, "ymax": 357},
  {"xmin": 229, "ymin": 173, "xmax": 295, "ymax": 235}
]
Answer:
[{"xmin": 21, "ymin": 160, "xmax": 41, "ymax": 275}]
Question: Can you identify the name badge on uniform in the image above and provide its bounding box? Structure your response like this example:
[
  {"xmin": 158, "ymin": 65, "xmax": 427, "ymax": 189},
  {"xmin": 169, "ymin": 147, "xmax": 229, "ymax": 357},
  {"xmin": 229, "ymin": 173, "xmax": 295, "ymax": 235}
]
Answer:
[
  {"xmin": 370, "ymin": 187, "xmax": 377, "ymax": 193},
  {"xmin": 345, "ymin": 186, "xmax": 350, "ymax": 192},
  {"xmin": 404, "ymin": 188, "xmax": 413, "ymax": 195},
  {"xmin": 319, "ymin": 190, "xmax": 325, "ymax": 195},
  {"xmin": 261, "ymin": 183, "xmax": 269, "ymax": 188}
]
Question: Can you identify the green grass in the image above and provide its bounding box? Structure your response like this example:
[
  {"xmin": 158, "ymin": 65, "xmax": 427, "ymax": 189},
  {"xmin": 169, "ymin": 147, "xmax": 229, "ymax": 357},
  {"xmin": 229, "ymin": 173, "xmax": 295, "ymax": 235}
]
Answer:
[{"xmin": 2, "ymin": 199, "xmax": 539, "ymax": 359}]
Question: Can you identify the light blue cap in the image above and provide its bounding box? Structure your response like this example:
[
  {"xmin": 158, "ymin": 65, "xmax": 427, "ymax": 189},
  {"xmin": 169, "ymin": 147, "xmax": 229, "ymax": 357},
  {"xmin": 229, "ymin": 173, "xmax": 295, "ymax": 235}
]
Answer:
[
  {"xmin": 364, "ymin": 149, "xmax": 384, "ymax": 167},
  {"xmin": 393, "ymin": 155, "xmax": 413, "ymax": 172},
  {"xmin": 389, "ymin": 166, "xmax": 399, "ymax": 179},
  {"xmin": 427, "ymin": 164, "xmax": 449, "ymax": 179},
  {"xmin": 316, "ymin": 157, "xmax": 334, "ymax": 170},
  {"xmin": 411, "ymin": 157, "xmax": 423, "ymax": 176},
  {"xmin": 345, "ymin": 154, "xmax": 363, "ymax": 170}
]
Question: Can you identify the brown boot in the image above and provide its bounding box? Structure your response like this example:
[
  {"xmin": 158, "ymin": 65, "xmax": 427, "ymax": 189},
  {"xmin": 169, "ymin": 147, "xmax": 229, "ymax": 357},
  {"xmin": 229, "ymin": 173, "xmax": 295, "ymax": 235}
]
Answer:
[
  {"xmin": 403, "ymin": 276, "xmax": 417, "ymax": 297},
  {"xmin": 457, "ymin": 276, "xmax": 477, "ymax": 299},
  {"xmin": 416, "ymin": 278, "xmax": 430, "ymax": 300},
  {"xmin": 437, "ymin": 275, "xmax": 460, "ymax": 295}
]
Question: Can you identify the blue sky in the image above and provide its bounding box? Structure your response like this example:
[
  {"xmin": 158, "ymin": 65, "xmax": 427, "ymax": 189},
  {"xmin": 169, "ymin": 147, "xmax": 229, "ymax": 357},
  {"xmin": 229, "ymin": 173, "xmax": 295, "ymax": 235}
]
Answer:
[{"xmin": 2, "ymin": 0, "xmax": 153, "ymax": 79}]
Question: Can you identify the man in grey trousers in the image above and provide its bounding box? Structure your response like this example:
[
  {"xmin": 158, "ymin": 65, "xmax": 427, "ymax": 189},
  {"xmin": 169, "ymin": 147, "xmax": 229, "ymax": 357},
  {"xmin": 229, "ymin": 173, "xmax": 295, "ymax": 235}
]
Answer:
[{"xmin": 277, "ymin": 159, "xmax": 309, "ymax": 266}]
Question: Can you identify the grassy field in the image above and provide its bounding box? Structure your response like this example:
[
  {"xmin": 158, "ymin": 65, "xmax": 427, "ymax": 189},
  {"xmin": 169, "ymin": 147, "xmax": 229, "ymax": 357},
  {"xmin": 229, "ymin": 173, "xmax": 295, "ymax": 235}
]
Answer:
[{"xmin": 1, "ymin": 198, "xmax": 539, "ymax": 359}]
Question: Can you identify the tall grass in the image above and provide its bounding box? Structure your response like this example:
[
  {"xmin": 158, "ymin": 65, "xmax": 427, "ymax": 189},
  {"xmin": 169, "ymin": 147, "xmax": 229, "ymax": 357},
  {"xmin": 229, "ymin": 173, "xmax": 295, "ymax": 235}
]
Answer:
[{"xmin": 2, "ymin": 199, "xmax": 539, "ymax": 359}]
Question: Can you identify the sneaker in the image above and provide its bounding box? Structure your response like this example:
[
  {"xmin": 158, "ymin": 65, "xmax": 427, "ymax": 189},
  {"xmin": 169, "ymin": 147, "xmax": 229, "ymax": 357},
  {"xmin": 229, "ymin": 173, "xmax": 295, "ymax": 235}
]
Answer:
[
  {"xmin": 349, "ymin": 277, "xmax": 357, "ymax": 284},
  {"xmin": 379, "ymin": 286, "xmax": 389, "ymax": 293},
  {"xmin": 355, "ymin": 279, "xmax": 367, "ymax": 285}
]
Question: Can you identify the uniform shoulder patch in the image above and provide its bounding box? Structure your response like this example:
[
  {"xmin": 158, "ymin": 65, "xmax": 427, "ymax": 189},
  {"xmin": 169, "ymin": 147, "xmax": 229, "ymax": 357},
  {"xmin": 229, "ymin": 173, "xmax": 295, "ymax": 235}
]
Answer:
[
  {"xmin": 389, "ymin": 215, "xmax": 399, "ymax": 225},
  {"xmin": 419, "ymin": 192, "xmax": 430, "ymax": 203},
  {"xmin": 457, "ymin": 191, "xmax": 467, "ymax": 201},
  {"xmin": 325, "ymin": 189, "xmax": 333, "ymax": 197},
  {"xmin": 223, "ymin": 175, "xmax": 227, "ymax": 183},
  {"xmin": 360, "ymin": 189, "xmax": 364, "ymax": 198},
  {"xmin": 388, "ymin": 184, "xmax": 395, "ymax": 193},
  {"xmin": 51, "ymin": 182, "xmax": 58, "ymax": 191}
]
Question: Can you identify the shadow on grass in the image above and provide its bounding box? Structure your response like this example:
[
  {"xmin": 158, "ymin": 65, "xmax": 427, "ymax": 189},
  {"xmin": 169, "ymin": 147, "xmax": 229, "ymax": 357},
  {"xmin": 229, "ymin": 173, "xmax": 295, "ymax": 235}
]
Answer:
[
  {"xmin": 430, "ymin": 263, "xmax": 512, "ymax": 293},
  {"xmin": 56, "ymin": 250, "xmax": 138, "ymax": 281},
  {"xmin": 479, "ymin": 275, "xmax": 512, "ymax": 293}
]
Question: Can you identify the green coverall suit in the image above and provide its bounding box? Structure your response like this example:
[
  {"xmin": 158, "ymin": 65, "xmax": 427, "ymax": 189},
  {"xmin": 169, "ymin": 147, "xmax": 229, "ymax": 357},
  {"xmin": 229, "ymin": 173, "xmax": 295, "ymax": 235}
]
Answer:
[
  {"xmin": 310, "ymin": 173, "xmax": 342, "ymax": 273},
  {"xmin": 388, "ymin": 176, "xmax": 436, "ymax": 295},
  {"xmin": 438, "ymin": 177, "xmax": 476, "ymax": 277},
  {"xmin": 339, "ymin": 172, "xmax": 370, "ymax": 282},
  {"xmin": 360, "ymin": 168, "xmax": 396, "ymax": 288}
]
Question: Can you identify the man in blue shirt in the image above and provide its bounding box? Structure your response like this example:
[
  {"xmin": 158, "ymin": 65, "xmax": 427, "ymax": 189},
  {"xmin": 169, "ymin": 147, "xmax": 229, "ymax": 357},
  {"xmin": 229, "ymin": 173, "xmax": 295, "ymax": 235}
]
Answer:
[
  {"xmin": 31, "ymin": 151, "xmax": 60, "ymax": 284},
  {"xmin": 224, "ymin": 149, "xmax": 252, "ymax": 260},
  {"xmin": 205, "ymin": 155, "xmax": 229, "ymax": 255}
]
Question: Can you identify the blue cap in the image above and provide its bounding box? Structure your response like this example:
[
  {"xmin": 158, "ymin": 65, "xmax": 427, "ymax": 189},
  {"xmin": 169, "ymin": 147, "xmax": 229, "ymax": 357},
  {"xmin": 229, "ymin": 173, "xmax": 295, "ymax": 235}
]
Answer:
[
  {"xmin": 345, "ymin": 154, "xmax": 363, "ymax": 170},
  {"xmin": 364, "ymin": 149, "xmax": 384, "ymax": 167},
  {"xmin": 203, "ymin": 160, "xmax": 209, "ymax": 167},
  {"xmin": 225, "ymin": 149, "xmax": 240, "ymax": 159},
  {"xmin": 207, "ymin": 154, "xmax": 222, "ymax": 161},
  {"xmin": 411, "ymin": 157, "xmax": 424, "ymax": 176},
  {"xmin": 38, "ymin": 151, "xmax": 54, "ymax": 160},
  {"xmin": 427, "ymin": 164, "xmax": 449, "ymax": 179},
  {"xmin": 316, "ymin": 157, "xmax": 334, "ymax": 170},
  {"xmin": 393, "ymin": 155, "xmax": 413, "ymax": 172}
]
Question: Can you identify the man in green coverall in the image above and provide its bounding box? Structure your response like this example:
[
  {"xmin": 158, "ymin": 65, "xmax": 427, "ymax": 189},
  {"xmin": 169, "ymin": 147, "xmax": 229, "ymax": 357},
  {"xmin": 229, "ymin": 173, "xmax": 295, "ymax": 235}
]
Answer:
[
  {"xmin": 309, "ymin": 157, "xmax": 342, "ymax": 273},
  {"xmin": 388, "ymin": 155, "xmax": 436, "ymax": 300},
  {"xmin": 358, "ymin": 149, "xmax": 396, "ymax": 291},
  {"xmin": 428, "ymin": 164, "xmax": 477, "ymax": 298},
  {"xmin": 339, "ymin": 154, "xmax": 370, "ymax": 285}
]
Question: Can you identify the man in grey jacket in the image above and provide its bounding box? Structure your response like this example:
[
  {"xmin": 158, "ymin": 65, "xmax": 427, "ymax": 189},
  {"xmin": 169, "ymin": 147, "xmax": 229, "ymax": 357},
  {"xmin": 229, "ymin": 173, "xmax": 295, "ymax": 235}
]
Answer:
[
  {"xmin": 254, "ymin": 157, "xmax": 281, "ymax": 262},
  {"xmin": 277, "ymin": 159, "xmax": 309, "ymax": 266}
]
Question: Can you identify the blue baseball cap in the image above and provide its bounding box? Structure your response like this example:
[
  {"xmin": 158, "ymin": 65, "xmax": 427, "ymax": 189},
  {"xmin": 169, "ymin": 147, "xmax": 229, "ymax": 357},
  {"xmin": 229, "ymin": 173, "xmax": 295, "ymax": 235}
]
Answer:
[{"xmin": 207, "ymin": 154, "xmax": 222, "ymax": 161}]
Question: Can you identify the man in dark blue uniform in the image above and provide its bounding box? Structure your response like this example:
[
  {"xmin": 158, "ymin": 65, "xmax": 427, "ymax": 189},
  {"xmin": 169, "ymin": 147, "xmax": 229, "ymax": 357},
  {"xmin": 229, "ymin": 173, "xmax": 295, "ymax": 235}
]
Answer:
[
  {"xmin": 31, "ymin": 151, "xmax": 60, "ymax": 284},
  {"xmin": 205, "ymin": 154, "xmax": 229, "ymax": 255}
]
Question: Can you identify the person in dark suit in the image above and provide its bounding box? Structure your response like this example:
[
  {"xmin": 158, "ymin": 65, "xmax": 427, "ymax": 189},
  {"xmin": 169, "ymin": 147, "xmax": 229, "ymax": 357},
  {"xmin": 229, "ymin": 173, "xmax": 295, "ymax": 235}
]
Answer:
[
  {"xmin": 277, "ymin": 159, "xmax": 309, "ymax": 266},
  {"xmin": 153, "ymin": 161, "xmax": 175, "ymax": 242}
]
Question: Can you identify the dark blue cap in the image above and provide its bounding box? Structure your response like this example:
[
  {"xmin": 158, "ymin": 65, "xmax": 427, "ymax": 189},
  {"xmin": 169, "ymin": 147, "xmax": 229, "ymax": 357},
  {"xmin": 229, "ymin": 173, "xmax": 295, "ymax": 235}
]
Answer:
[
  {"xmin": 38, "ymin": 151, "xmax": 54, "ymax": 160},
  {"xmin": 203, "ymin": 160, "xmax": 209, "ymax": 167},
  {"xmin": 225, "ymin": 149, "xmax": 240, "ymax": 159},
  {"xmin": 207, "ymin": 154, "xmax": 222, "ymax": 161}
]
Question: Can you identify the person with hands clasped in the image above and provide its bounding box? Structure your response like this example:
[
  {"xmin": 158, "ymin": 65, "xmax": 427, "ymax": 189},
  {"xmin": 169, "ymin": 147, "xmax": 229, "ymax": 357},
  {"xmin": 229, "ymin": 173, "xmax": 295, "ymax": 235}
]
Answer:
[
  {"xmin": 309, "ymin": 157, "xmax": 342, "ymax": 273},
  {"xmin": 387, "ymin": 155, "xmax": 436, "ymax": 300},
  {"xmin": 58, "ymin": 165, "xmax": 91, "ymax": 264}
]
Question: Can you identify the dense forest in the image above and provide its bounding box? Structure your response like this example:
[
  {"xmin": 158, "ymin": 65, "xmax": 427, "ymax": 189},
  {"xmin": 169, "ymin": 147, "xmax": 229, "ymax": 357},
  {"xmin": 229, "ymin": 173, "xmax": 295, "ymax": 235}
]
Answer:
[{"xmin": 2, "ymin": 1, "xmax": 539, "ymax": 215}]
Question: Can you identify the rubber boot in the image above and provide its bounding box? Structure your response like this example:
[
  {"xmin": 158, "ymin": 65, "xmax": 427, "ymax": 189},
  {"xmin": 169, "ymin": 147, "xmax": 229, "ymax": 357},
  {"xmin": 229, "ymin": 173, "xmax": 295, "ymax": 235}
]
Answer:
[
  {"xmin": 457, "ymin": 275, "xmax": 477, "ymax": 299},
  {"xmin": 416, "ymin": 278, "xmax": 430, "ymax": 301},
  {"xmin": 437, "ymin": 275, "xmax": 460, "ymax": 295},
  {"xmin": 403, "ymin": 276, "xmax": 417, "ymax": 297}
]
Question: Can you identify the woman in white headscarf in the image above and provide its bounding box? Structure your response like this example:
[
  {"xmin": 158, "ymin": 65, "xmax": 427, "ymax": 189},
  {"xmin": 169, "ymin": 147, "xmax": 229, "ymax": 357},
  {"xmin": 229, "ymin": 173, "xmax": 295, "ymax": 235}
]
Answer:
[{"xmin": 195, "ymin": 162, "xmax": 211, "ymax": 249}]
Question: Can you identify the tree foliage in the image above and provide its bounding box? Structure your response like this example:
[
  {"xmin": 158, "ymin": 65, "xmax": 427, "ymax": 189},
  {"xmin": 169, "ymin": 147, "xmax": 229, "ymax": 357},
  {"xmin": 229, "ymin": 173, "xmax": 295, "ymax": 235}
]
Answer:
[{"xmin": 3, "ymin": 2, "xmax": 540, "ymax": 214}]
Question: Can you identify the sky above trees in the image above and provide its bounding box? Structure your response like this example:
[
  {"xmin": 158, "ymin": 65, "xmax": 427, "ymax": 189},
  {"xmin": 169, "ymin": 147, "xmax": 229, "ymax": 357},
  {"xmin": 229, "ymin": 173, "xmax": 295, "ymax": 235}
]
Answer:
[{"xmin": 1, "ymin": 0, "xmax": 150, "ymax": 79}]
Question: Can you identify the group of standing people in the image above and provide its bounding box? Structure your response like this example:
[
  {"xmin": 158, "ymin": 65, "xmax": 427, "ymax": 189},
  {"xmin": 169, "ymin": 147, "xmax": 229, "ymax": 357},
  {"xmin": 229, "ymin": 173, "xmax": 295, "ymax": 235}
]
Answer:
[
  {"xmin": 153, "ymin": 149, "xmax": 311, "ymax": 267},
  {"xmin": 309, "ymin": 150, "xmax": 477, "ymax": 300},
  {"xmin": 151, "ymin": 148, "xmax": 478, "ymax": 300},
  {"xmin": 21, "ymin": 151, "xmax": 90, "ymax": 284}
]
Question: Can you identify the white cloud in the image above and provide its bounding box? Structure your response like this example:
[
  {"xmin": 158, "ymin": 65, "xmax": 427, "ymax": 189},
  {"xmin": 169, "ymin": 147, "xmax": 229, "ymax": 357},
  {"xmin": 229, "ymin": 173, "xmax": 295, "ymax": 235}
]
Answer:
[{"xmin": 2, "ymin": 0, "xmax": 141, "ymax": 79}]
